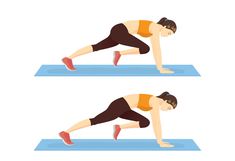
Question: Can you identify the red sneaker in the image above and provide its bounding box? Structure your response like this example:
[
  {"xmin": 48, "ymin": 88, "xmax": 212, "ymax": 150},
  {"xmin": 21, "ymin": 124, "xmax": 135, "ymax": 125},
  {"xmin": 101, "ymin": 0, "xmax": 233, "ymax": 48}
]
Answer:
[
  {"xmin": 59, "ymin": 131, "xmax": 74, "ymax": 146},
  {"xmin": 62, "ymin": 57, "xmax": 76, "ymax": 71},
  {"xmin": 113, "ymin": 51, "xmax": 121, "ymax": 66},
  {"xmin": 113, "ymin": 125, "xmax": 121, "ymax": 140}
]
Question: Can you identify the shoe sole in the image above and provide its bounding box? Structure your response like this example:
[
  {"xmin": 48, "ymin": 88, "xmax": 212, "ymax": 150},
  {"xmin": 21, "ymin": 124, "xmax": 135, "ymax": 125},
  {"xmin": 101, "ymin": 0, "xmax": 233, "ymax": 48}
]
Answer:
[
  {"xmin": 64, "ymin": 65, "xmax": 76, "ymax": 71},
  {"xmin": 113, "ymin": 52, "xmax": 117, "ymax": 66},
  {"xmin": 113, "ymin": 125, "xmax": 120, "ymax": 140},
  {"xmin": 113, "ymin": 125, "xmax": 117, "ymax": 140},
  {"xmin": 62, "ymin": 139, "xmax": 74, "ymax": 146}
]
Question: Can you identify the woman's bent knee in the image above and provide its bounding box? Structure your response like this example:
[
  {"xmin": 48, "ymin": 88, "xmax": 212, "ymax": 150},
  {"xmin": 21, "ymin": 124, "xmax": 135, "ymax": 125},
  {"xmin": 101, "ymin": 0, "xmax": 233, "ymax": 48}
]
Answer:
[
  {"xmin": 139, "ymin": 119, "xmax": 150, "ymax": 128},
  {"xmin": 139, "ymin": 45, "xmax": 150, "ymax": 54}
]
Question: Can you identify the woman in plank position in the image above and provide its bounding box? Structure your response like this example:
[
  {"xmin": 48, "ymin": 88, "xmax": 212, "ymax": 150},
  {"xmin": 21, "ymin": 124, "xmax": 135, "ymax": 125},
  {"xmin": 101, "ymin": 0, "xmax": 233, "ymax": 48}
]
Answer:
[
  {"xmin": 59, "ymin": 92, "xmax": 177, "ymax": 147},
  {"xmin": 62, "ymin": 17, "xmax": 177, "ymax": 73}
]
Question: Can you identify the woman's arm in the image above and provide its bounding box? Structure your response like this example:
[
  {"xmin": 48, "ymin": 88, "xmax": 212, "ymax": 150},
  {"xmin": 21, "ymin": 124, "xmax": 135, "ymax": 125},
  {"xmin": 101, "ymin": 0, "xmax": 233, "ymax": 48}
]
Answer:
[
  {"xmin": 150, "ymin": 106, "xmax": 162, "ymax": 143},
  {"xmin": 150, "ymin": 34, "xmax": 162, "ymax": 70},
  {"xmin": 149, "ymin": 23, "xmax": 174, "ymax": 73},
  {"xmin": 150, "ymin": 35, "xmax": 174, "ymax": 74},
  {"xmin": 150, "ymin": 100, "xmax": 174, "ymax": 147}
]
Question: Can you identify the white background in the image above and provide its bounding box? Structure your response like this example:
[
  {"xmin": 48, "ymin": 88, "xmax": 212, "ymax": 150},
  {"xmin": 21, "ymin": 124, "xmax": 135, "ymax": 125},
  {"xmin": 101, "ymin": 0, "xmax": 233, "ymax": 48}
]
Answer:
[{"xmin": 0, "ymin": 0, "xmax": 235, "ymax": 160}]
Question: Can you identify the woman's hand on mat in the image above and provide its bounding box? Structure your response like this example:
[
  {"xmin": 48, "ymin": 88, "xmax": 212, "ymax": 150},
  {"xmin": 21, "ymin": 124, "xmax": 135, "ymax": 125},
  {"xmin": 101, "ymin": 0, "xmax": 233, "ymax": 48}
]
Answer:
[
  {"xmin": 159, "ymin": 68, "xmax": 174, "ymax": 74},
  {"xmin": 158, "ymin": 141, "xmax": 174, "ymax": 148}
]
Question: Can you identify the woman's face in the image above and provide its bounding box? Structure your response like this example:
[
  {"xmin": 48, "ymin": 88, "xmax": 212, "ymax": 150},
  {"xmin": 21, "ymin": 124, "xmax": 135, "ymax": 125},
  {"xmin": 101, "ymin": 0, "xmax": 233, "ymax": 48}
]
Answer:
[
  {"xmin": 160, "ymin": 27, "xmax": 174, "ymax": 37},
  {"xmin": 160, "ymin": 100, "xmax": 174, "ymax": 111}
]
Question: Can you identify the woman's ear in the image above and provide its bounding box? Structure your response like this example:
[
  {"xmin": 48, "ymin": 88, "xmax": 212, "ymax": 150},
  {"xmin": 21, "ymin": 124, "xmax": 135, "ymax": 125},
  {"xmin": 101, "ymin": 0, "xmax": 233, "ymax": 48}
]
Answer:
[
  {"xmin": 159, "ymin": 99, "xmax": 165, "ymax": 105},
  {"xmin": 159, "ymin": 25, "xmax": 166, "ymax": 32}
]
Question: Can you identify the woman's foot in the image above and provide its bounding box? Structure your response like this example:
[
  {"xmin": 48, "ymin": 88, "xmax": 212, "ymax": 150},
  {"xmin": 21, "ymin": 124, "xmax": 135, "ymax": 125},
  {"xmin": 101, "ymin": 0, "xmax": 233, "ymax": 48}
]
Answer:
[
  {"xmin": 113, "ymin": 125, "xmax": 121, "ymax": 140},
  {"xmin": 62, "ymin": 57, "xmax": 76, "ymax": 71},
  {"xmin": 113, "ymin": 51, "xmax": 121, "ymax": 66},
  {"xmin": 59, "ymin": 131, "xmax": 74, "ymax": 145}
]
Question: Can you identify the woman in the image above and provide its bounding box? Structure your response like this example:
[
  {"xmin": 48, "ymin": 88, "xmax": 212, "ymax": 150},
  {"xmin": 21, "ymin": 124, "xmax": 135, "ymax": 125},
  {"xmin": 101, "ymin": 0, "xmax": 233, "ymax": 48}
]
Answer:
[
  {"xmin": 59, "ymin": 92, "xmax": 177, "ymax": 148},
  {"xmin": 62, "ymin": 17, "xmax": 177, "ymax": 74}
]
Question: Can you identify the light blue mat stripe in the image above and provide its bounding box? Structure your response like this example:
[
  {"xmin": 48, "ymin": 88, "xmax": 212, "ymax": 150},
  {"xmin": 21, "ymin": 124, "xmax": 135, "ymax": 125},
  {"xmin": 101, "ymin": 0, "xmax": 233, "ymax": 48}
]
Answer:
[
  {"xmin": 35, "ymin": 65, "xmax": 200, "ymax": 76},
  {"xmin": 35, "ymin": 139, "xmax": 200, "ymax": 151}
]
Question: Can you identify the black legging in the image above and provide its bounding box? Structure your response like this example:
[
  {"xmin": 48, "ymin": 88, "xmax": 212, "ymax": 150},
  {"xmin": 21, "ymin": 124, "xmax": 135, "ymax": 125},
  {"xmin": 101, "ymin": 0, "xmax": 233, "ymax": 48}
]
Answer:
[
  {"xmin": 91, "ymin": 24, "xmax": 150, "ymax": 54},
  {"xmin": 89, "ymin": 97, "xmax": 150, "ymax": 128}
]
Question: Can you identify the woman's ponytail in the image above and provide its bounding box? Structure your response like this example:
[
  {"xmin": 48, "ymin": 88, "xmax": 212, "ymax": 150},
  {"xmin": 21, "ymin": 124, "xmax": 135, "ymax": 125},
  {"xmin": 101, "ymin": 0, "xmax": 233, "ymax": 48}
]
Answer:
[
  {"xmin": 157, "ymin": 17, "xmax": 167, "ymax": 25},
  {"xmin": 158, "ymin": 91, "xmax": 169, "ymax": 99}
]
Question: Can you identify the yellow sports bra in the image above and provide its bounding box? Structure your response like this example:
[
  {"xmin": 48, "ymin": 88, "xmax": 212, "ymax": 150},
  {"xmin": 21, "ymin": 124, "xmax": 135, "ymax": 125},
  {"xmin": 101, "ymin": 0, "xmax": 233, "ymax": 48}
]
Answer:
[
  {"xmin": 137, "ymin": 20, "xmax": 153, "ymax": 37},
  {"xmin": 137, "ymin": 94, "xmax": 153, "ymax": 111}
]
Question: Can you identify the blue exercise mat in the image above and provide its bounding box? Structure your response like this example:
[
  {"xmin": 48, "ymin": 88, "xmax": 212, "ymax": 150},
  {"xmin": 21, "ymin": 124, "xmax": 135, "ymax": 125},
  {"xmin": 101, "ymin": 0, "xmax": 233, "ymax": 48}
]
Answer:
[
  {"xmin": 35, "ymin": 65, "xmax": 200, "ymax": 76},
  {"xmin": 35, "ymin": 139, "xmax": 200, "ymax": 151}
]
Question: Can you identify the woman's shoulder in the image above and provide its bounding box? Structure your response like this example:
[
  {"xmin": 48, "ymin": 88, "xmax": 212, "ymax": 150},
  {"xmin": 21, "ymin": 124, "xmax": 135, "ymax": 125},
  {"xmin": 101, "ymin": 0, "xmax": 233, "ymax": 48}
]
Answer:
[
  {"xmin": 149, "ymin": 22, "xmax": 162, "ymax": 34},
  {"xmin": 149, "ymin": 95, "xmax": 159, "ymax": 107}
]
